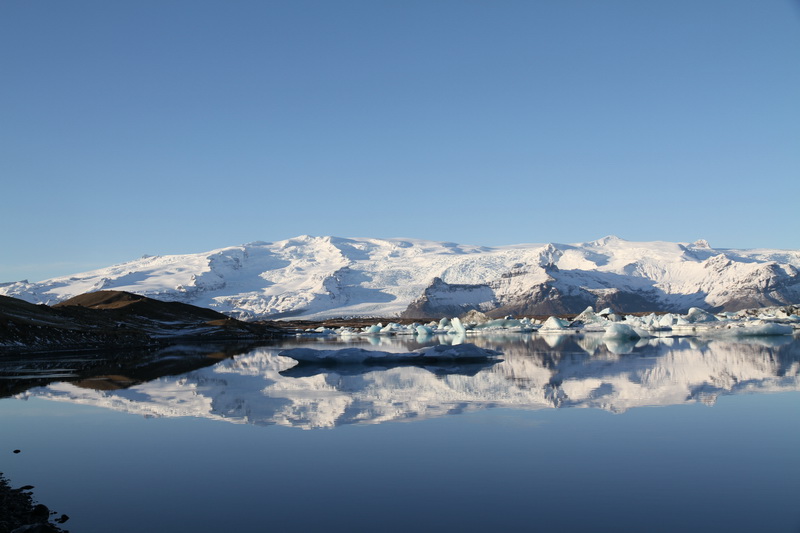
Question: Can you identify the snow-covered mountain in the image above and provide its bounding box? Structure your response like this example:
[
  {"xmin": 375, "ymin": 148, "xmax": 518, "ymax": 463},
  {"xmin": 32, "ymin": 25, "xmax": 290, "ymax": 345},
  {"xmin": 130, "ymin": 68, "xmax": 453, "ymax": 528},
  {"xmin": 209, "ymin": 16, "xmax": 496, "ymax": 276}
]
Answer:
[{"xmin": 3, "ymin": 236, "xmax": 800, "ymax": 320}]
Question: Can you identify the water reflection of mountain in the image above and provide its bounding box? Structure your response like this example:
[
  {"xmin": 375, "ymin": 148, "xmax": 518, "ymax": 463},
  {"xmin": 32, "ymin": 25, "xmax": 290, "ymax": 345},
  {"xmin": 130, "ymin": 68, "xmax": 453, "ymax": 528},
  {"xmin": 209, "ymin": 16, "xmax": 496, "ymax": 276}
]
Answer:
[
  {"xmin": 19, "ymin": 335, "xmax": 800, "ymax": 429},
  {"xmin": 0, "ymin": 343, "xmax": 262, "ymax": 399}
]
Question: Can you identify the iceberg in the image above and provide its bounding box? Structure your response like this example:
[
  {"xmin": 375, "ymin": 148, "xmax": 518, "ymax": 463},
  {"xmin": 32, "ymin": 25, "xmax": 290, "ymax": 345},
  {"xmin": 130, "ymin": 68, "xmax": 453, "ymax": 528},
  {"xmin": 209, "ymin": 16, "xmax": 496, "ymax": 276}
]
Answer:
[
  {"xmin": 685, "ymin": 307, "xmax": 718, "ymax": 323},
  {"xmin": 657, "ymin": 313, "xmax": 676, "ymax": 328},
  {"xmin": 572, "ymin": 306, "xmax": 605, "ymax": 325},
  {"xmin": 448, "ymin": 317, "xmax": 467, "ymax": 336},
  {"xmin": 278, "ymin": 343, "xmax": 503, "ymax": 365},
  {"xmin": 720, "ymin": 321, "xmax": 793, "ymax": 337},
  {"xmin": 415, "ymin": 325, "xmax": 434, "ymax": 337},
  {"xmin": 603, "ymin": 323, "xmax": 641, "ymax": 340},
  {"xmin": 541, "ymin": 316, "xmax": 570, "ymax": 331}
]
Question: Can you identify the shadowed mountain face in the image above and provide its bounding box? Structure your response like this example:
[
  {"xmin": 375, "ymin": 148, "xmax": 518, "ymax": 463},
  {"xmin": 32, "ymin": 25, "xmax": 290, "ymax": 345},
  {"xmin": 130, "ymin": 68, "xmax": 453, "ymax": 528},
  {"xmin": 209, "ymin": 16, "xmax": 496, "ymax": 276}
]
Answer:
[
  {"xmin": 0, "ymin": 291, "xmax": 285, "ymax": 352},
  {"xmin": 13, "ymin": 335, "xmax": 800, "ymax": 429},
  {"xmin": 2, "ymin": 236, "xmax": 799, "ymax": 319}
]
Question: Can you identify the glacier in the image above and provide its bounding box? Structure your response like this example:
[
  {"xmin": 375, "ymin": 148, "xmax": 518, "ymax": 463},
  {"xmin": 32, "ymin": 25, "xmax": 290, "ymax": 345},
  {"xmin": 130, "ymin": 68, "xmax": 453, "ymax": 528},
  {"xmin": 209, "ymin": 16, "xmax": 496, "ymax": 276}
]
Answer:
[{"xmin": 2, "ymin": 235, "xmax": 800, "ymax": 320}]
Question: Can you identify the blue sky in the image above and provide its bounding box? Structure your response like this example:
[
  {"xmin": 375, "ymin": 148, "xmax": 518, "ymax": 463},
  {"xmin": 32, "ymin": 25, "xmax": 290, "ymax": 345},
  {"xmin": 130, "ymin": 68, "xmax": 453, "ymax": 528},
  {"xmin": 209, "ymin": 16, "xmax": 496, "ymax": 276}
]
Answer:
[{"xmin": 2, "ymin": 0, "xmax": 799, "ymax": 282}]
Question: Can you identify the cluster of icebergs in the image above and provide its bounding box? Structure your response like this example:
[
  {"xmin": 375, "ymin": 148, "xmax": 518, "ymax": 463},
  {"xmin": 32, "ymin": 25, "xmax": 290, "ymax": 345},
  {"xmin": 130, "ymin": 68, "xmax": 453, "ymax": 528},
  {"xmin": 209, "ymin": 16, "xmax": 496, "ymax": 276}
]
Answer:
[{"xmin": 296, "ymin": 305, "xmax": 800, "ymax": 341}]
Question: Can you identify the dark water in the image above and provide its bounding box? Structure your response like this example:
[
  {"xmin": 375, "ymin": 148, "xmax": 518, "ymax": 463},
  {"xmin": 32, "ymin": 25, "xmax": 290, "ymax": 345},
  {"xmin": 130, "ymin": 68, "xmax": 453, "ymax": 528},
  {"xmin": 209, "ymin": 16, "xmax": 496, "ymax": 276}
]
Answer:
[{"xmin": 1, "ymin": 334, "xmax": 799, "ymax": 532}]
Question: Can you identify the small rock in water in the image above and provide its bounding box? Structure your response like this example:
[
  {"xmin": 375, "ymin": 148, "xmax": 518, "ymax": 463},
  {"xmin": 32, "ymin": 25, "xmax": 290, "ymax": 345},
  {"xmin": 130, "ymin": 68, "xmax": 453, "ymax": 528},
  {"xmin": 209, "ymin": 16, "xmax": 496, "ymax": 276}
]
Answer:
[{"xmin": 13, "ymin": 449, "xmax": 21, "ymax": 454}]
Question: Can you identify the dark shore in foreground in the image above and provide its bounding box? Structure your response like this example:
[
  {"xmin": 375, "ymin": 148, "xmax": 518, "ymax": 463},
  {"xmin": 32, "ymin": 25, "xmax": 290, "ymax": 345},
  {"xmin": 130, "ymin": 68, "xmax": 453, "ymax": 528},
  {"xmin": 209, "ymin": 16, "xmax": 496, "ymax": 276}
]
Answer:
[{"xmin": 0, "ymin": 471, "xmax": 68, "ymax": 533}]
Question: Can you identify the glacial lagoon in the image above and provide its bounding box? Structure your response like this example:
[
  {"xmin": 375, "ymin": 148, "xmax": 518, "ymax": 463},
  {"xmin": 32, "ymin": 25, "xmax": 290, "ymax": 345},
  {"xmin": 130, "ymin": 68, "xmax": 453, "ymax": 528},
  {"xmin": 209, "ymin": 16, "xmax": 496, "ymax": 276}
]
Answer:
[{"xmin": 2, "ymin": 334, "xmax": 799, "ymax": 532}]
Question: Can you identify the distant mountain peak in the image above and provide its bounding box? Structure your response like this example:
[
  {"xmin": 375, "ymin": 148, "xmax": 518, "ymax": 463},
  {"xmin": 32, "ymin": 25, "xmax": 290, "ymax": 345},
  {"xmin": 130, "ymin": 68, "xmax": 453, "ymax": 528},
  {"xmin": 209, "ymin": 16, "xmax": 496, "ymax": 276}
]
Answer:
[{"xmin": 2, "ymin": 236, "xmax": 799, "ymax": 320}]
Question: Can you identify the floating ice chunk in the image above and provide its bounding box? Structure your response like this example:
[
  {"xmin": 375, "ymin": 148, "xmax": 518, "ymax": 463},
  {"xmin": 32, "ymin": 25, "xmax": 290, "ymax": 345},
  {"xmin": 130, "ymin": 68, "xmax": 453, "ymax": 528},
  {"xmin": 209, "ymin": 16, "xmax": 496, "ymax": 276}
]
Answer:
[
  {"xmin": 364, "ymin": 324, "xmax": 382, "ymax": 334},
  {"xmin": 623, "ymin": 315, "xmax": 645, "ymax": 327},
  {"xmin": 572, "ymin": 306, "xmax": 606, "ymax": 326},
  {"xmin": 416, "ymin": 325, "xmax": 434, "ymax": 336},
  {"xmin": 685, "ymin": 307, "xmax": 718, "ymax": 323},
  {"xmin": 474, "ymin": 318, "xmax": 526, "ymax": 330},
  {"xmin": 304, "ymin": 326, "xmax": 336, "ymax": 335},
  {"xmin": 278, "ymin": 343, "xmax": 503, "ymax": 364},
  {"xmin": 603, "ymin": 323, "xmax": 641, "ymax": 340},
  {"xmin": 394, "ymin": 324, "xmax": 416, "ymax": 335},
  {"xmin": 541, "ymin": 316, "xmax": 570, "ymax": 331},
  {"xmin": 632, "ymin": 313, "xmax": 654, "ymax": 328},
  {"xmin": 722, "ymin": 321, "xmax": 793, "ymax": 337},
  {"xmin": 657, "ymin": 314, "xmax": 675, "ymax": 328},
  {"xmin": 449, "ymin": 316, "xmax": 466, "ymax": 336},
  {"xmin": 380, "ymin": 322, "xmax": 401, "ymax": 334}
]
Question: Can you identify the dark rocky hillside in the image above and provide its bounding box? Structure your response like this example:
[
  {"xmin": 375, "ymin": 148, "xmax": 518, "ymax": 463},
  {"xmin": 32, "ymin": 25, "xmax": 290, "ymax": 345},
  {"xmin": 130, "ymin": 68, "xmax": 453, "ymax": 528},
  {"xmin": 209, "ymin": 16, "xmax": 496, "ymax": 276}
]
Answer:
[{"xmin": 0, "ymin": 291, "xmax": 286, "ymax": 353}]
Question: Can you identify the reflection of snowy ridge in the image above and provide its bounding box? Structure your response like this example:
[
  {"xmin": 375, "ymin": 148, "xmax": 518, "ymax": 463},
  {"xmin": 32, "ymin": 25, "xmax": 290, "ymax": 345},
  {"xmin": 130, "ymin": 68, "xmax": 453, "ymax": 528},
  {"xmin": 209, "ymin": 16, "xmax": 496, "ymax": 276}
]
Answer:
[
  {"xmin": 20, "ymin": 337, "xmax": 800, "ymax": 429},
  {"xmin": 2, "ymin": 236, "xmax": 799, "ymax": 319}
]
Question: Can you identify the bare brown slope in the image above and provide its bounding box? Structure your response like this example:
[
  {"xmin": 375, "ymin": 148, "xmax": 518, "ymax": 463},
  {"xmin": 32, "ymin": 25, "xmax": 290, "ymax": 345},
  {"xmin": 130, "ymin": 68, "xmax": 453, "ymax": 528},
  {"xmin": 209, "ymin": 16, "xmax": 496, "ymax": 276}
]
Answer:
[
  {"xmin": 55, "ymin": 290, "xmax": 152, "ymax": 309},
  {"xmin": 54, "ymin": 290, "xmax": 226, "ymax": 321}
]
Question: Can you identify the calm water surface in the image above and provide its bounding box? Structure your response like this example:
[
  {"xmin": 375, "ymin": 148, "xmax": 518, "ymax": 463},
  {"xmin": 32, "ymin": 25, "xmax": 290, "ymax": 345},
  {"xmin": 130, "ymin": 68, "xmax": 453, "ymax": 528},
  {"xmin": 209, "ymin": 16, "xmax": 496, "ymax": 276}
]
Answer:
[{"xmin": 1, "ymin": 334, "xmax": 799, "ymax": 532}]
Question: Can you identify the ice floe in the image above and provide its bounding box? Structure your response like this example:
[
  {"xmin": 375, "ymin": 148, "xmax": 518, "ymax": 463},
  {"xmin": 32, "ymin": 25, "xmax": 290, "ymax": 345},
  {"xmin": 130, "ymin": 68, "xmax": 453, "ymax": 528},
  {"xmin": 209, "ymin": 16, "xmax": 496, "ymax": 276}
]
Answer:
[{"xmin": 279, "ymin": 343, "xmax": 503, "ymax": 365}]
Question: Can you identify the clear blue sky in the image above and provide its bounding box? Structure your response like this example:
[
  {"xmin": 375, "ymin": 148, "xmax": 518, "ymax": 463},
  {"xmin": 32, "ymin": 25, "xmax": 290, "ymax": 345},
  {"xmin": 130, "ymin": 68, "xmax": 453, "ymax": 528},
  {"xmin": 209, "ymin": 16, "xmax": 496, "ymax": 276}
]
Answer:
[{"xmin": 2, "ymin": 0, "xmax": 799, "ymax": 282}]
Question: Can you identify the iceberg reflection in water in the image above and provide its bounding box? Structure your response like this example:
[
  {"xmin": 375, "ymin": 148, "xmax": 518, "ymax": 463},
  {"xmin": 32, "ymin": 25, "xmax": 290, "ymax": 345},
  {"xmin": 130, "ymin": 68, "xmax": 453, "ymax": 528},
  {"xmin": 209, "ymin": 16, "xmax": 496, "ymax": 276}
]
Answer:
[{"xmin": 19, "ymin": 334, "xmax": 800, "ymax": 429}]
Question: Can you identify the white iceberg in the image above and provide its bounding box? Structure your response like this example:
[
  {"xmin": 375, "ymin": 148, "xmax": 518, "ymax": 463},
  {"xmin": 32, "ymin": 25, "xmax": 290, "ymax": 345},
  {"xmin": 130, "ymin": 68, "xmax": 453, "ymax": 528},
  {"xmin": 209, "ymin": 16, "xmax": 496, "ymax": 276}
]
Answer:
[
  {"xmin": 448, "ymin": 316, "xmax": 467, "ymax": 336},
  {"xmin": 572, "ymin": 306, "xmax": 606, "ymax": 326},
  {"xmin": 380, "ymin": 322, "xmax": 402, "ymax": 334},
  {"xmin": 541, "ymin": 316, "xmax": 570, "ymax": 331},
  {"xmin": 720, "ymin": 321, "xmax": 793, "ymax": 337},
  {"xmin": 657, "ymin": 313, "xmax": 676, "ymax": 328},
  {"xmin": 685, "ymin": 307, "xmax": 718, "ymax": 323},
  {"xmin": 603, "ymin": 323, "xmax": 641, "ymax": 340}
]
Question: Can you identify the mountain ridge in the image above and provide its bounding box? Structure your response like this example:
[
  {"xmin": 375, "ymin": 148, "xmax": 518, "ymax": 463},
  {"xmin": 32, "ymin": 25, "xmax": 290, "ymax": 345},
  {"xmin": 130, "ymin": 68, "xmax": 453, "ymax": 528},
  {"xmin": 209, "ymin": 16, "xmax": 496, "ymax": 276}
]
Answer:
[
  {"xmin": 0, "ymin": 290, "xmax": 284, "ymax": 352},
  {"xmin": 2, "ymin": 236, "xmax": 799, "ymax": 320}
]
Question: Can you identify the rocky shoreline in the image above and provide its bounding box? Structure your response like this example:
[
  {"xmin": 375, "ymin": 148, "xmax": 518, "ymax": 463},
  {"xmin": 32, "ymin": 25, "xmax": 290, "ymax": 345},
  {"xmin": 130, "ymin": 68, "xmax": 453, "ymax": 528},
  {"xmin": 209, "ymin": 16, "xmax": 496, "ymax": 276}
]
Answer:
[{"xmin": 0, "ymin": 472, "xmax": 68, "ymax": 533}]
